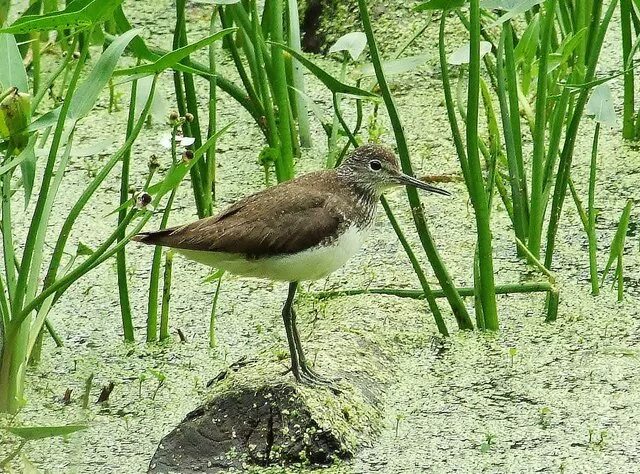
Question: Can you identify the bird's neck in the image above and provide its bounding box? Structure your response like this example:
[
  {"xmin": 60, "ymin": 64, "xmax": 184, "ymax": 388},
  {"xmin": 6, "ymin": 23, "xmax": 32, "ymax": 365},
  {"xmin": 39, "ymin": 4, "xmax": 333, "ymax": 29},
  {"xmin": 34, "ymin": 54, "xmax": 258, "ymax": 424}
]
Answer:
[{"xmin": 335, "ymin": 171, "xmax": 379, "ymax": 228}]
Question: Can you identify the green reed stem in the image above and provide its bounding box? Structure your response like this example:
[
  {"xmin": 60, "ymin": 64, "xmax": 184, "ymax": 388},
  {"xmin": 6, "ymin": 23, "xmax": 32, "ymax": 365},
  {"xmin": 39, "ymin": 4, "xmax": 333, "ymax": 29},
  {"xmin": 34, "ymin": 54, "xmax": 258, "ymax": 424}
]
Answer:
[
  {"xmin": 381, "ymin": 197, "xmax": 448, "ymax": 336},
  {"xmin": 219, "ymin": 7, "xmax": 263, "ymax": 116},
  {"xmin": 545, "ymin": 288, "xmax": 560, "ymax": 322},
  {"xmin": 160, "ymin": 251, "xmax": 173, "ymax": 341},
  {"xmin": 621, "ymin": 0, "xmax": 637, "ymax": 140},
  {"xmin": 287, "ymin": 0, "xmax": 311, "ymax": 148},
  {"xmin": 464, "ymin": 0, "xmax": 499, "ymax": 329},
  {"xmin": 358, "ymin": 0, "xmax": 473, "ymax": 330},
  {"xmin": 527, "ymin": 0, "xmax": 557, "ymax": 259},
  {"xmin": 205, "ymin": 8, "xmax": 218, "ymax": 211},
  {"xmin": 172, "ymin": 0, "xmax": 205, "ymax": 218},
  {"xmin": 268, "ymin": 0, "xmax": 295, "ymax": 181},
  {"xmin": 250, "ymin": 0, "xmax": 278, "ymax": 151},
  {"xmin": 1, "ymin": 158, "xmax": 16, "ymax": 302},
  {"xmin": 314, "ymin": 282, "xmax": 553, "ymax": 300},
  {"xmin": 147, "ymin": 126, "xmax": 179, "ymax": 342},
  {"xmin": 545, "ymin": 0, "xmax": 617, "ymax": 270},
  {"xmin": 116, "ymin": 78, "xmax": 139, "ymax": 342},
  {"xmin": 44, "ymin": 319, "xmax": 62, "ymax": 347},
  {"xmin": 209, "ymin": 274, "xmax": 223, "ymax": 348},
  {"xmin": 587, "ymin": 123, "xmax": 600, "ymax": 295},
  {"xmin": 496, "ymin": 23, "xmax": 528, "ymax": 250}
]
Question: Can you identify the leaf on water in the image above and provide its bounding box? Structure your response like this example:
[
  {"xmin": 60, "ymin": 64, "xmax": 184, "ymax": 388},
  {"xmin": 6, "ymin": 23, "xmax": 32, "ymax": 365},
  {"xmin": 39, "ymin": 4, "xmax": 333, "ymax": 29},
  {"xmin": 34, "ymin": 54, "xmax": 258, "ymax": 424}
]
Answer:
[
  {"xmin": 486, "ymin": 0, "xmax": 543, "ymax": 28},
  {"xmin": 448, "ymin": 41, "xmax": 492, "ymax": 65},
  {"xmin": 3, "ymin": 424, "xmax": 88, "ymax": 440},
  {"xmin": 328, "ymin": 32, "xmax": 367, "ymax": 61},
  {"xmin": 415, "ymin": 0, "xmax": 466, "ymax": 10},
  {"xmin": 359, "ymin": 54, "xmax": 429, "ymax": 77},
  {"xmin": 0, "ymin": 33, "xmax": 28, "ymax": 91},
  {"xmin": 586, "ymin": 83, "xmax": 617, "ymax": 126}
]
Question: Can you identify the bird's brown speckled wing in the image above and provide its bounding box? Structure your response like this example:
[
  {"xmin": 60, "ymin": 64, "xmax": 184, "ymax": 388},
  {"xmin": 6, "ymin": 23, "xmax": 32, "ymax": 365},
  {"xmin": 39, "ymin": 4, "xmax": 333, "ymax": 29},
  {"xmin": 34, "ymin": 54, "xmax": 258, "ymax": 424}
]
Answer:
[{"xmin": 133, "ymin": 177, "xmax": 347, "ymax": 257}]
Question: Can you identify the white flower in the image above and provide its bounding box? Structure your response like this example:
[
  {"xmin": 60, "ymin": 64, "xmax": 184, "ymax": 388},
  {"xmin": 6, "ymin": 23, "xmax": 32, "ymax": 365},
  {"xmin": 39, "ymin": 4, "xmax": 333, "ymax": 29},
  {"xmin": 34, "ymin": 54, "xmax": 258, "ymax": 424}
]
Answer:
[{"xmin": 159, "ymin": 133, "xmax": 195, "ymax": 149}]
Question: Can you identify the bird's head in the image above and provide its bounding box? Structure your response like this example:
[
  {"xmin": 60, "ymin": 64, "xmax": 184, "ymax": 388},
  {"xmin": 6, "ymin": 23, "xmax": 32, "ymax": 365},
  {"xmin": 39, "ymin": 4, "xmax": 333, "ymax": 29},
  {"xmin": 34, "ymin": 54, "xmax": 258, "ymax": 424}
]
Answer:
[{"xmin": 338, "ymin": 144, "xmax": 451, "ymax": 197}]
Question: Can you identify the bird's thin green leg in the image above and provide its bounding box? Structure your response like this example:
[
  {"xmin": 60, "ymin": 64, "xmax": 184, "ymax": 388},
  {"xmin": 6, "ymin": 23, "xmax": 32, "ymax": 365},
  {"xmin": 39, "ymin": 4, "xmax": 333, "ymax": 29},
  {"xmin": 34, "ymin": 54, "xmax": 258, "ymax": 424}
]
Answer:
[
  {"xmin": 282, "ymin": 282, "xmax": 334, "ymax": 388},
  {"xmin": 284, "ymin": 282, "xmax": 335, "ymax": 387},
  {"xmin": 290, "ymin": 307, "xmax": 332, "ymax": 384},
  {"xmin": 282, "ymin": 282, "xmax": 302, "ymax": 381}
]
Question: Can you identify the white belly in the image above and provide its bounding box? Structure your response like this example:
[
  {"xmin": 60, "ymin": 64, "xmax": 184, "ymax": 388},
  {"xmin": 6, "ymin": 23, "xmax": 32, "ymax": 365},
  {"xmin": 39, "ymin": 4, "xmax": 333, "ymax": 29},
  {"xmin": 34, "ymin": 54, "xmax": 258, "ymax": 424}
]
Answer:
[{"xmin": 179, "ymin": 225, "xmax": 368, "ymax": 282}]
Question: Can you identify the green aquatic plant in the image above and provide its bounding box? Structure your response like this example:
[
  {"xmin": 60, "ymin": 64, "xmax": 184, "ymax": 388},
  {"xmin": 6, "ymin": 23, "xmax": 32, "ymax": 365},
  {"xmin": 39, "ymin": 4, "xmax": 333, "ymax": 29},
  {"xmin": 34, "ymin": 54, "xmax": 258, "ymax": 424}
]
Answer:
[
  {"xmin": 620, "ymin": 0, "xmax": 640, "ymax": 140},
  {"xmin": 567, "ymin": 83, "xmax": 617, "ymax": 295},
  {"xmin": 0, "ymin": 2, "xmax": 232, "ymax": 412},
  {"xmin": 422, "ymin": 0, "xmax": 622, "ymax": 324},
  {"xmin": 357, "ymin": 0, "xmax": 475, "ymax": 333},
  {"xmin": 601, "ymin": 201, "xmax": 633, "ymax": 302}
]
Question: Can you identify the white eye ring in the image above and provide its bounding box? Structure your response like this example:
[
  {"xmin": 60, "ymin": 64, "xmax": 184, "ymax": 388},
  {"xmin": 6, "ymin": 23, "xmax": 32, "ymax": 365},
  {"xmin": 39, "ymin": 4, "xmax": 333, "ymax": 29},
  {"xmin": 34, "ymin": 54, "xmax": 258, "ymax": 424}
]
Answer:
[{"xmin": 369, "ymin": 160, "xmax": 382, "ymax": 171}]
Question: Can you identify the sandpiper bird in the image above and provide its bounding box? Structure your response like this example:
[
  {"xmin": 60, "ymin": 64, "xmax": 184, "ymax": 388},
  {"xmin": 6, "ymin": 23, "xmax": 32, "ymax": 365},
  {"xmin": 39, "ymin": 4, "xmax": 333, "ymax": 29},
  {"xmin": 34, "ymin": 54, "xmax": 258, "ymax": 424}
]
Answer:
[{"xmin": 133, "ymin": 144, "xmax": 450, "ymax": 385}]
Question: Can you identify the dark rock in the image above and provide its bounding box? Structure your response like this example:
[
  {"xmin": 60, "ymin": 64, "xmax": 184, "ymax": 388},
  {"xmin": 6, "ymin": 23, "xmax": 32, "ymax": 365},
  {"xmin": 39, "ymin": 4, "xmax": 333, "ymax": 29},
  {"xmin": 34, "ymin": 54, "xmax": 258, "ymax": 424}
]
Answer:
[{"xmin": 149, "ymin": 383, "xmax": 350, "ymax": 473}]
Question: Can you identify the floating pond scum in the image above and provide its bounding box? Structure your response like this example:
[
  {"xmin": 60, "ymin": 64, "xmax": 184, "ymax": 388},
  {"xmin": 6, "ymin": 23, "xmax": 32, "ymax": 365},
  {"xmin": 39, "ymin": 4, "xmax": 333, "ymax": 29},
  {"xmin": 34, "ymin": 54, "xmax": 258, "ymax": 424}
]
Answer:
[{"xmin": 1, "ymin": 0, "xmax": 640, "ymax": 472}]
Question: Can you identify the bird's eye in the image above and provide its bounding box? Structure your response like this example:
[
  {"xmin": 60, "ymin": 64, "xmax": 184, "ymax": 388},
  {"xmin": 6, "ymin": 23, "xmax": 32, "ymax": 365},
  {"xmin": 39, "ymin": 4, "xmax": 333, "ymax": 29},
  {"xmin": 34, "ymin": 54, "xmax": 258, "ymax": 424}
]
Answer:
[{"xmin": 369, "ymin": 160, "xmax": 382, "ymax": 171}]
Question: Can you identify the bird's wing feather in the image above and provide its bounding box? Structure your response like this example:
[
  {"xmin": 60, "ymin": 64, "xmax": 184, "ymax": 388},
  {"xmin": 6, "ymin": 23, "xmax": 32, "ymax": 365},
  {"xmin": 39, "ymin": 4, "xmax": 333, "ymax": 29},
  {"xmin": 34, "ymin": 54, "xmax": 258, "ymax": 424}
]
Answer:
[{"xmin": 134, "ymin": 181, "xmax": 346, "ymax": 257}]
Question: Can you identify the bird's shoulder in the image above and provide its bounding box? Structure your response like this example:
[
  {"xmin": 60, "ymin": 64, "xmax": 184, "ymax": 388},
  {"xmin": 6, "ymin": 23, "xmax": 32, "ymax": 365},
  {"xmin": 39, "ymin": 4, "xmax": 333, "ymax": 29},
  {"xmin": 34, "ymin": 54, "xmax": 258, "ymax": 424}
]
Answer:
[{"xmin": 166, "ymin": 170, "xmax": 353, "ymax": 256}]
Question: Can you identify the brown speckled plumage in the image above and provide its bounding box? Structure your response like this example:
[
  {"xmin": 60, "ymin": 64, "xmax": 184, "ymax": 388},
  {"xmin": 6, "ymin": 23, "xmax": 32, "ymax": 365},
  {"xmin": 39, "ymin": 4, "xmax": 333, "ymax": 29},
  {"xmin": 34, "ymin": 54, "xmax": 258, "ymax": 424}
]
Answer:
[{"xmin": 133, "ymin": 145, "xmax": 402, "ymax": 258}]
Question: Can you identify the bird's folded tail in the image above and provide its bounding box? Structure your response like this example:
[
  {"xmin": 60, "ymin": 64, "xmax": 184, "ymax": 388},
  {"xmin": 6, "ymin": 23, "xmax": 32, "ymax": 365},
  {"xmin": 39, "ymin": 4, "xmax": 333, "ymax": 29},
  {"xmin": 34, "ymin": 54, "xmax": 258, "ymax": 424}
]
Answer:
[{"xmin": 131, "ymin": 228, "xmax": 176, "ymax": 246}]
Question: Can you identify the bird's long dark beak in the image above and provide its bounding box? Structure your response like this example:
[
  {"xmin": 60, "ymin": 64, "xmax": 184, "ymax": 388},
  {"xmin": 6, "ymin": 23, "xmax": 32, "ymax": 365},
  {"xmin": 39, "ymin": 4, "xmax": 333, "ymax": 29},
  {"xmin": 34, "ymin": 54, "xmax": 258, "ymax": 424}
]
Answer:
[{"xmin": 397, "ymin": 173, "xmax": 451, "ymax": 196}]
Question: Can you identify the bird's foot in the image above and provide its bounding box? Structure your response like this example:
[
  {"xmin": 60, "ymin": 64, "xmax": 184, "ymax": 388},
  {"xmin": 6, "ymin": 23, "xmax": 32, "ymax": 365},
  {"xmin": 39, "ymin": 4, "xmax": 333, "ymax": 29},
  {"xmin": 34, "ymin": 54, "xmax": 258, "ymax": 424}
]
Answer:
[
  {"xmin": 295, "ymin": 366, "xmax": 342, "ymax": 394},
  {"xmin": 300, "ymin": 365, "xmax": 335, "ymax": 385}
]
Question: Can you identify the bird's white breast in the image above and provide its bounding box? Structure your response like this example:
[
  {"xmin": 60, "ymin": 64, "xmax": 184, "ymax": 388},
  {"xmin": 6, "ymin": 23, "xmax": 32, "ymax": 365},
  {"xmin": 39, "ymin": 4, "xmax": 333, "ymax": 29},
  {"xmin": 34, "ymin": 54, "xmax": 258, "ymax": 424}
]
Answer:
[{"xmin": 179, "ymin": 225, "xmax": 368, "ymax": 282}]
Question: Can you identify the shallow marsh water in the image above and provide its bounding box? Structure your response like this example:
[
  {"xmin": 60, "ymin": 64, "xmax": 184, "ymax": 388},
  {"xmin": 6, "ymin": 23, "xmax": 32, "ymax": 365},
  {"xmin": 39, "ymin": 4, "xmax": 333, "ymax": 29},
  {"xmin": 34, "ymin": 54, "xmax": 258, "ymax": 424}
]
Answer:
[{"xmin": 3, "ymin": 1, "xmax": 640, "ymax": 473}]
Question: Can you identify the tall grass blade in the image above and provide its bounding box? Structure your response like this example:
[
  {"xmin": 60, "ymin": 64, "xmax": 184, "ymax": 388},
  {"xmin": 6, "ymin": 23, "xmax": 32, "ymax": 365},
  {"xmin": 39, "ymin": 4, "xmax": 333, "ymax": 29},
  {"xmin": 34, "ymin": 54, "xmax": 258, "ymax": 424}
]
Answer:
[
  {"xmin": 114, "ymin": 29, "xmax": 236, "ymax": 77},
  {"xmin": 601, "ymin": 200, "xmax": 632, "ymax": 287},
  {"xmin": 270, "ymin": 43, "xmax": 378, "ymax": 98},
  {"xmin": 0, "ymin": 0, "xmax": 123, "ymax": 34}
]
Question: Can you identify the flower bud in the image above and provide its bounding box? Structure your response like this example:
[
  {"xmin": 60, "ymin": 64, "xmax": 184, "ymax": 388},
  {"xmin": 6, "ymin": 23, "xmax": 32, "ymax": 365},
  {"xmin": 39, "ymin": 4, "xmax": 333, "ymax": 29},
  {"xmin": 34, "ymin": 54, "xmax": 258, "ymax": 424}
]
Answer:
[
  {"xmin": 169, "ymin": 111, "xmax": 179, "ymax": 122},
  {"xmin": 185, "ymin": 112, "xmax": 194, "ymax": 122},
  {"xmin": 182, "ymin": 149, "xmax": 194, "ymax": 162},
  {"xmin": 135, "ymin": 191, "xmax": 152, "ymax": 209},
  {"xmin": 0, "ymin": 87, "xmax": 32, "ymax": 152},
  {"xmin": 148, "ymin": 154, "xmax": 160, "ymax": 171}
]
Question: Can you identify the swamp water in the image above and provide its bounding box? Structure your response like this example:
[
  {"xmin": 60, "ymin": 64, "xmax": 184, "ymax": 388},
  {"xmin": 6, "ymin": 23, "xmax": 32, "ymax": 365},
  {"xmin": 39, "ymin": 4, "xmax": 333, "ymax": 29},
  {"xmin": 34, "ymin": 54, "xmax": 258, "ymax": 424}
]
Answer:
[{"xmin": 2, "ymin": 1, "xmax": 640, "ymax": 473}]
